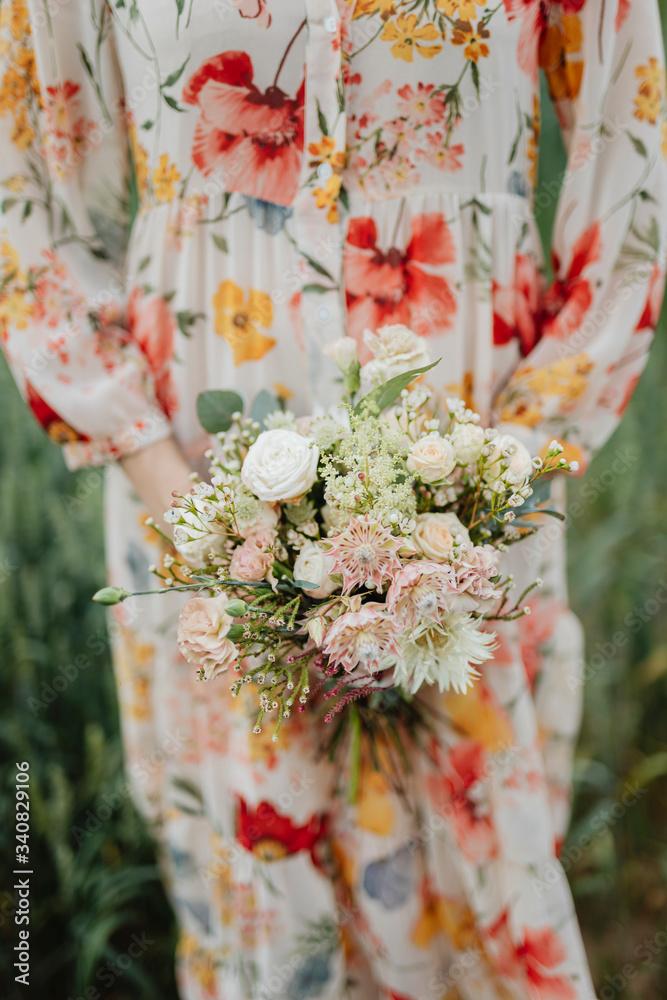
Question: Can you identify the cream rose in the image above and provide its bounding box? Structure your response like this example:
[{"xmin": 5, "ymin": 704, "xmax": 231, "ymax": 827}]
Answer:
[
  {"xmin": 451, "ymin": 423, "xmax": 485, "ymax": 465},
  {"xmin": 412, "ymin": 513, "xmax": 470, "ymax": 562},
  {"xmin": 241, "ymin": 429, "xmax": 319, "ymax": 502},
  {"xmin": 407, "ymin": 435, "xmax": 456, "ymax": 483},
  {"xmin": 177, "ymin": 593, "xmax": 238, "ymax": 680},
  {"xmin": 360, "ymin": 324, "xmax": 431, "ymax": 390},
  {"xmin": 293, "ymin": 540, "xmax": 339, "ymax": 598},
  {"xmin": 483, "ymin": 433, "xmax": 533, "ymax": 486}
]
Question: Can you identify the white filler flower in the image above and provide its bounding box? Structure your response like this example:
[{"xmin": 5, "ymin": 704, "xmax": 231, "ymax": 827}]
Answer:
[
  {"xmin": 393, "ymin": 613, "xmax": 496, "ymax": 694},
  {"xmin": 241, "ymin": 429, "xmax": 320, "ymax": 503}
]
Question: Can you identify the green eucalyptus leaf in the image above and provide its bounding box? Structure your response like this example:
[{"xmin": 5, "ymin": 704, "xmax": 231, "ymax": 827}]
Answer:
[
  {"xmin": 196, "ymin": 390, "xmax": 244, "ymax": 434},
  {"xmin": 250, "ymin": 389, "xmax": 280, "ymax": 428}
]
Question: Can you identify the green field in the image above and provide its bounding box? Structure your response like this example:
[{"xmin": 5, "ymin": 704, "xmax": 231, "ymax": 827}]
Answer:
[{"xmin": 1, "ymin": 71, "xmax": 667, "ymax": 1000}]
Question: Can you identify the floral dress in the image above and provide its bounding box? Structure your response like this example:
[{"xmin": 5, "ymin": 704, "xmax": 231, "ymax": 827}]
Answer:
[{"xmin": 1, "ymin": 0, "xmax": 666, "ymax": 997}]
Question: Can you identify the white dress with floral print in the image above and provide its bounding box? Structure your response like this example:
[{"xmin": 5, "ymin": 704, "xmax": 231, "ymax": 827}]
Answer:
[{"xmin": 1, "ymin": 1, "xmax": 666, "ymax": 998}]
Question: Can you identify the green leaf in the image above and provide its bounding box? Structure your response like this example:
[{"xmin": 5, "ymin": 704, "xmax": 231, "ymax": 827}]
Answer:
[
  {"xmin": 1, "ymin": 198, "xmax": 19, "ymax": 213},
  {"xmin": 302, "ymin": 253, "xmax": 335, "ymax": 282},
  {"xmin": 250, "ymin": 389, "xmax": 279, "ymax": 428},
  {"xmin": 77, "ymin": 44, "xmax": 96, "ymax": 86},
  {"xmin": 196, "ymin": 390, "xmax": 245, "ymax": 433},
  {"xmin": 316, "ymin": 99, "xmax": 328, "ymax": 137},
  {"xmin": 174, "ymin": 0, "xmax": 185, "ymax": 13},
  {"xmin": 471, "ymin": 60, "xmax": 480, "ymax": 98},
  {"xmin": 301, "ymin": 283, "xmax": 331, "ymax": 295},
  {"xmin": 137, "ymin": 254, "xmax": 151, "ymax": 273},
  {"xmin": 627, "ymin": 133, "xmax": 648, "ymax": 158},
  {"xmin": 162, "ymin": 55, "xmax": 190, "ymax": 89},
  {"xmin": 353, "ymin": 360, "xmax": 440, "ymax": 416},
  {"xmin": 212, "ymin": 233, "xmax": 228, "ymax": 253},
  {"xmin": 162, "ymin": 93, "xmax": 185, "ymax": 112},
  {"xmin": 293, "ymin": 579, "xmax": 319, "ymax": 590},
  {"xmin": 140, "ymin": 119, "xmax": 154, "ymax": 130},
  {"xmin": 338, "ymin": 184, "xmax": 349, "ymax": 212},
  {"xmin": 176, "ymin": 310, "xmax": 205, "ymax": 337}
]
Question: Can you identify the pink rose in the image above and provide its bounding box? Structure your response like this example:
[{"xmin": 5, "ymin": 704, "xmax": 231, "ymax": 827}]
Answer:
[
  {"xmin": 229, "ymin": 528, "xmax": 276, "ymax": 582},
  {"xmin": 177, "ymin": 593, "xmax": 238, "ymax": 680}
]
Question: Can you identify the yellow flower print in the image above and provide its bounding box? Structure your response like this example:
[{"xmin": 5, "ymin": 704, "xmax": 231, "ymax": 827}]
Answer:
[
  {"xmin": 3, "ymin": 174, "xmax": 25, "ymax": 193},
  {"xmin": 412, "ymin": 895, "xmax": 480, "ymax": 952},
  {"xmin": 0, "ymin": 0, "xmax": 30, "ymax": 42},
  {"xmin": 212, "ymin": 279, "xmax": 276, "ymax": 365},
  {"xmin": 527, "ymin": 92, "xmax": 540, "ymax": 188},
  {"xmin": 381, "ymin": 14, "xmax": 443, "ymax": 63},
  {"xmin": 539, "ymin": 14, "xmax": 584, "ymax": 102},
  {"xmin": 177, "ymin": 932, "xmax": 218, "ymax": 995},
  {"xmin": 313, "ymin": 173, "xmax": 342, "ymax": 224},
  {"xmin": 436, "ymin": 0, "xmax": 484, "ymax": 19},
  {"xmin": 498, "ymin": 354, "xmax": 594, "ymax": 427},
  {"xmin": 443, "ymin": 685, "xmax": 513, "ymax": 753},
  {"xmin": 352, "ymin": 0, "xmax": 396, "ymax": 19},
  {"xmin": 633, "ymin": 57, "xmax": 665, "ymax": 125},
  {"xmin": 273, "ymin": 382, "xmax": 294, "ymax": 400},
  {"xmin": 451, "ymin": 22, "xmax": 490, "ymax": 62},
  {"xmin": 0, "ymin": 64, "xmax": 29, "ymax": 116},
  {"xmin": 0, "ymin": 289, "xmax": 32, "ymax": 329},
  {"xmin": 356, "ymin": 768, "xmax": 395, "ymax": 835},
  {"xmin": 11, "ymin": 110, "xmax": 34, "ymax": 151},
  {"xmin": 152, "ymin": 153, "xmax": 181, "ymax": 202},
  {"xmin": 308, "ymin": 134, "xmax": 347, "ymax": 173}
]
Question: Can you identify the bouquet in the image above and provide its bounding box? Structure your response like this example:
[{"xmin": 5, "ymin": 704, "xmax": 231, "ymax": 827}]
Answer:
[{"xmin": 95, "ymin": 325, "xmax": 574, "ymax": 793}]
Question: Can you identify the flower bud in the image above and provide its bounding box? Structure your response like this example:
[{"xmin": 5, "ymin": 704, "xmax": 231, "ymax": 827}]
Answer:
[
  {"xmin": 92, "ymin": 587, "xmax": 129, "ymax": 605},
  {"xmin": 225, "ymin": 599, "xmax": 249, "ymax": 618}
]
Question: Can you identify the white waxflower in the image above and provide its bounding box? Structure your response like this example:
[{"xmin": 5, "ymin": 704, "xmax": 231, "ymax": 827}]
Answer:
[
  {"xmin": 483, "ymin": 434, "xmax": 533, "ymax": 486},
  {"xmin": 241, "ymin": 429, "xmax": 319, "ymax": 502}
]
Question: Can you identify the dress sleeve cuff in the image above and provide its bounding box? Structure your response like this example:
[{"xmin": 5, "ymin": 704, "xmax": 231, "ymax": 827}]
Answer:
[{"xmin": 62, "ymin": 408, "xmax": 174, "ymax": 471}]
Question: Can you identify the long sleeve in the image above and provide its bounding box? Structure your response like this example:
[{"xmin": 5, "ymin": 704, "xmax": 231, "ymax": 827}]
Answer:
[
  {"xmin": 493, "ymin": 0, "xmax": 667, "ymax": 470},
  {"xmin": 0, "ymin": 0, "xmax": 172, "ymax": 468}
]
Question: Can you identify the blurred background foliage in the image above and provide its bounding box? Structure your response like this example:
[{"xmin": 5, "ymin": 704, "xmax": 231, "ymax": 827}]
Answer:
[{"xmin": 2, "ymin": 40, "xmax": 667, "ymax": 1000}]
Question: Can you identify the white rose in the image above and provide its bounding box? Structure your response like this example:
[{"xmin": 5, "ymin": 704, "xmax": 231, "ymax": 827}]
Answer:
[
  {"xmin": 293, "ymin": 541, "xmax": 339, "ymax": 598},
  {"xmin": 483, "ymin": 433, "xmax": 533, "ymax": 486},
  {"xmin": 241, "ymin": 429, "xmax": 319, "ymax": 502},
  {"xmin": 407, "ymin": 435, "xmax": 456, "ymax": 483},
  {"xmin": 451, "ymin": 422, "xmax": 485, "ymax": 465},
  {"xmin": 360, "ymin": 324, "xmax": 431, "ymax": 390},
  {"xmin": 323, "ymin": 336, "xmax": 359, "ymax": 372},
  {"xmin": 412, "ymin": 513, "xmax": 470, "ymax": 562}
]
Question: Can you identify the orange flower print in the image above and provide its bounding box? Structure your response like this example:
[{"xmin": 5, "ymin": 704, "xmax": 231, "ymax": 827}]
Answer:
[
  {"xmin": 436, "ymin": 0, "xmax": 485, "ymax": 18},
  {"xmin": 539, "ymin": 14, "xmax": 584, "ymax": 104},
  {"xmin": 451, "ymin": 22, "xmax": 490, "ymax": 62},
  {"xmin": 313, "ymin": 172, "xmax": 343, "ymax": 223},
  {"xmin": 212, "ymin": 279, "xmax": 276, "ymax": 365},
  {"xmin": 381, "ymin": 15, "xmax": 443, "ymax": 62},
  {"xmin": 41, "ymin": 81, "xmax": 98, "ymax": 180},
  {"xmin": 308, "ymin": 134, "xmax": 347, "ymax": 173}
]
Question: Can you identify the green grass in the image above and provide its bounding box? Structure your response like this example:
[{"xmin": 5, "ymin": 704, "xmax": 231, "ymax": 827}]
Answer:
[{"xmin": 1, "ymin": 70, "xmax": 667, "ymax": 1000}]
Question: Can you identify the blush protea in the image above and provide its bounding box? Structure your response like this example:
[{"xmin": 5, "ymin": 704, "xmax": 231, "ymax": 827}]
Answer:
[
  {"xmin": 386, "ymin": 561, "xmax": 478, "ymax": 627},
  {"xmin": 321, "ymin": 604, "xmax": 401, "ymax": 674},
  {"xmin": 326, "ymin": 516, "xmax": 402, "ymax": 594}
]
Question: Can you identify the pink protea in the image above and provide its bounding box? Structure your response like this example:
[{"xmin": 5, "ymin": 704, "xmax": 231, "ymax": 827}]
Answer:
[
  {"xmin": 452, "ymin": 543, "xmax": 503, "ymax": 609},
  {"xmin": 326, "ymin": 516, "xmax": 402, "ymax": 594},
  {"xmin": 321, "ymin": 604, "xmax": 401, "ymax": 674},
  {"xmin": 386, "ymin": 561, "xmax": 478, "ymax": 628}
]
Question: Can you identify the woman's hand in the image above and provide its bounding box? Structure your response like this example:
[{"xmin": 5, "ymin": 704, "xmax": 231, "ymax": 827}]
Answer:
[{"xmin": 120, "ymin": 436, "xmax": 194, "ymax": 534}]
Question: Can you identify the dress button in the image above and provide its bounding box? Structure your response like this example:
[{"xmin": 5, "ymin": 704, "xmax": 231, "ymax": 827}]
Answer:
[
  {"xmin": 324, "ymin": 15, "xmax": 337, "ymax": 33},
  {"xmin": 317, "ymin": 306, "xmax": 331, "ymax": 322},
  {"xmin": 317, "ymin": 161, "xmax": 333, "ymax": 181}
]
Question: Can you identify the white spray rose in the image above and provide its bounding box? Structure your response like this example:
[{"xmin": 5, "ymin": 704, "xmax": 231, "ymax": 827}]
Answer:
[
  {"xmin": 293, "ymin": 541, "xmax": 339, "ymax": 598},
  {"xmin": 172, "ymin": 496, "xmax": 227, "ymax": 566},
  {"xmin": 483, "ymin": 433, "xmax": 533, "ymax": 486},
  {"xmin": 407, "ymin": 435, "xmax": 456, "ymax": 483},
  {"xmin": 323, "ymin": 336, "xmax": 359, "ymax": 372},
  {"xmin": 360, "ymin": 324, "xmax": 431, "ymax": 390},
  {"xmin": 241, "ymin": 429, "xmax": 319, "ymax": 502},
  {"xmin": 451, "ymin": 422, "xmax": 485, "ymax": 465}
]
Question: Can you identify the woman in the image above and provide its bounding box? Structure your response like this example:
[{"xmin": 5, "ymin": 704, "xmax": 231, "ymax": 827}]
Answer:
[{"xmin": 1, "ymin": 1, "xmax": 665, "ymax": 997}]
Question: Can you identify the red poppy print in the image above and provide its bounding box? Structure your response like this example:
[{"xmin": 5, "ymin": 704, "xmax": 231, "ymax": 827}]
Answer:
[
  {"xmin": 485, "ymin": 909, "xmax": 577, "ymax": 1000},
  {"xmin": 25, "ymin": 381, "xmax": 88, "ymax": 444},
  {"xmin": 493, "ymin": 253, "xmax": 542, "ymax": 355},
  {"xmin": 127, "ymin": 288, "xmax": 179, "ymax": 419},
  {"xmin": 635, "ymin": 261, "xmax": 665, "ymax": 331},
  {"xmin": 541, "ymin": 222, "xmax": 602, "ymax": 340},
  {"xmin": 343, "ymin": 212, "xmax": 457, "ymax": 349},
  {"xmin": 236, "ymin": 796, "xmax": 326, "ymax": 864},
  {"xmin": 426, "ymin": 740, "xmax": 497, "ymax": 863},
  {"xmin": 238, "ymin": 0, "xmax": 271, "ymax": 27},
  {"xmin": 182, "ymin": 50, "xmax": 305, "ymax": 207}
]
